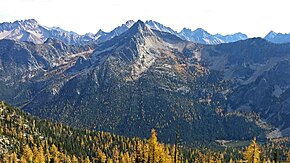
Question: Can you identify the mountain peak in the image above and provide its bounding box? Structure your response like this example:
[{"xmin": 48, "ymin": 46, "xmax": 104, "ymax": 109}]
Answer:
[
  {"xmin": 95, "ymin": 29, "xmax": 107, "ymax": 36},
  {"xmin": 145, "ymin": 20, "xmax": 160, "ymax": 26},
  {"xmin": 194, "ymin": 28, "xmax": 206, "ymax": 32},
  {"xmin": 193, "ymin": 28, "xmax": 210, "ymax": 36},
  {"xmin": 179, "ymin": 27, "xmax": 214, "ymax": 43},
  {"xmin": 269, "ymin": 30, "xmax": 277, "ymax": 34},
  {"xmin": 146, "ymin": 20, "xmax": 154, "ymax": 23},
  {"xmin": 180, "ymin": 27, "xmax": 210, "ymax": 36},
  {"xmin": 24, "ymin": 19, "xmax": 38, "ymax": 24},
  {"xmin": 265, "ymin": 30, "xmax": 278, "ymax": 39},
  {"xmin": 181, "ymin": 27, "xmax": 191, "ymax": 32},
  {"xmin": 13, "ymin": 19, "xmax": 39, "ymax": 26},
  {"xmin": 125, "ymin": 20, "xmax": 135, "ymax": 27},
  {"xmin": 134, "ymin": 20, "xmax": 146, "ymax": 27},
  {"xmin": 127, "ymin": 20, "xmax": 153, "ymax": 36}
]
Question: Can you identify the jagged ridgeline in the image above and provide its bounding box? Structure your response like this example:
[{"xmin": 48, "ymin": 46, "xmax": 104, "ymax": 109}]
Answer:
[{"xmin": 0, "ymin": 19, "xmax": 248, "ymax": 45}]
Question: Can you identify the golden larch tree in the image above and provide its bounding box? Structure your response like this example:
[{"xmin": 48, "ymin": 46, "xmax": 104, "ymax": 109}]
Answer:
[
  {"xmin": 34, "ymin": 146, "xmax": 45, "ymax": 163},
  {"xmin": 148, "ymin": 128, "xmax": 167, "ymax": 163},
  {"xmin": 22, "ymin": 144, "xmax": 33, "ymax": 162},
  {"xmin": 243, "ymin": 137, "xmax": 260, "ymax": 163}
]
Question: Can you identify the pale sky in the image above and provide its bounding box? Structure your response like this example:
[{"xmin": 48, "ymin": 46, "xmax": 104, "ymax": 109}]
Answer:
[{"xmin": 0, "ymin": 0, "xmax": 289, "ymax": 37}]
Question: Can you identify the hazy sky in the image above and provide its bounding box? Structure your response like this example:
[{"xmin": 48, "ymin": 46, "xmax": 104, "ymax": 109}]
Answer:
[{"xmin": 1, "ymin": 0, "xmax": 289, "ymax": 37}]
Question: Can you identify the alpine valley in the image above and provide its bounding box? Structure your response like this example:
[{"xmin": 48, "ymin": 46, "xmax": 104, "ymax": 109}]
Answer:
[{"xmin": 1, "ymin": 19, "xmax": 290, "ymax": 151}]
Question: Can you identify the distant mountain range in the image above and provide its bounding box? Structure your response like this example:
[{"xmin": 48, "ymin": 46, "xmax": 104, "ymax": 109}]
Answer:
[
  {"xmin": 3, "ymin": 19, "xmax": 290, "ymax": 45},
  {"xmin": 0, "ymin": 19, "xmax": 250, "ymax": 45},
  {"xmin": 0, "ymin": 19, "xmax": 98, "ymax": 45},
  {"xmin": 3, "ymin": 19, "xmax": 290, "ymax": 46}
]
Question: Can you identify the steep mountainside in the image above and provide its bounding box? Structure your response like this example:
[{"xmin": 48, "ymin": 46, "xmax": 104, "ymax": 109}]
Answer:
[
  {"xmin": 200, "ymin": 38, "xmax": 290, "ymax": 137},
  {"xmin": 0, "ymin": 21, "xmax": 264, "ymax": 144},
  {"xmin": 3, "ymin": 20, "xmax": 290, "ymax": 144},
  {"xmin": 0, "ymin": 38, "xmax": 94, "ymax": 106}
]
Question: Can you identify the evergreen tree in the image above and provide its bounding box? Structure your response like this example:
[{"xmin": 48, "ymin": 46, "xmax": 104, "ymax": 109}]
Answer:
[{"xmin": 273, "ymin": 149, "xmax": 279, "ymax": 163}]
